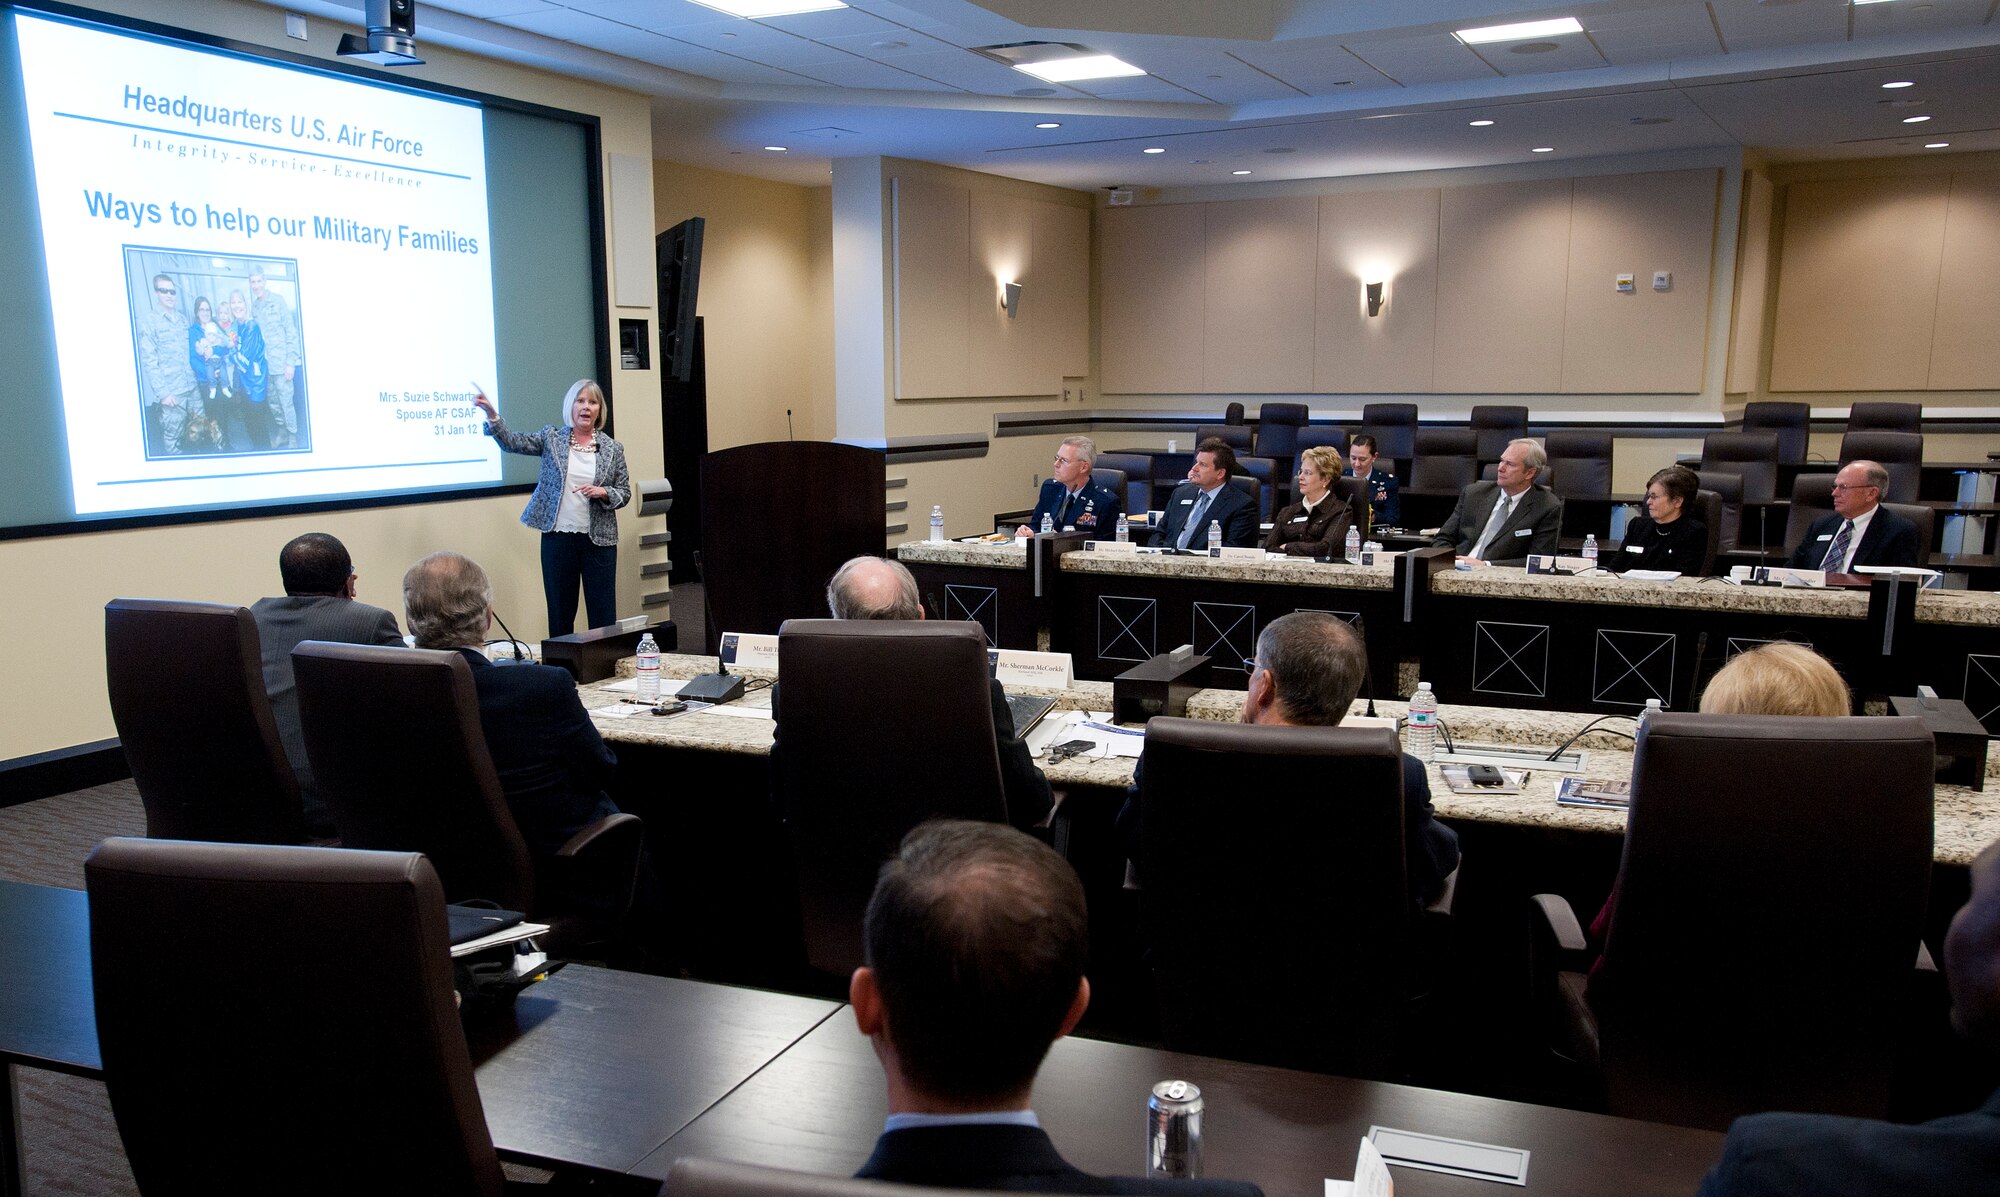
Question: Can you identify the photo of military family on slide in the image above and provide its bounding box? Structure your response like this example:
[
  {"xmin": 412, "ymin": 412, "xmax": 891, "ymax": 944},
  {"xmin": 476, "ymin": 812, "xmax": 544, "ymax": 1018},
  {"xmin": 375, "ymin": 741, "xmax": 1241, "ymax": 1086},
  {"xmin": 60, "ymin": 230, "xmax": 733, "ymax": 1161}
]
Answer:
[{"xmin": 124, "ymin": 248, "xmax": 310, "ymax": 458}]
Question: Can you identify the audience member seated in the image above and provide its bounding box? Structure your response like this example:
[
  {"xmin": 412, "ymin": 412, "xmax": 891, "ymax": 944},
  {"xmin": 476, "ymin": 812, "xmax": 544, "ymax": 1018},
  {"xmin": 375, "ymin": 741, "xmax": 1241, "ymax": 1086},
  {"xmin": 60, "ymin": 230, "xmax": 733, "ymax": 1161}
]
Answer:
[
  {"xmin": 1696, "ymin": 834, "xmax": 2000, "ymax": 1195},
  {"xmin": 851, "ymin": 819, "xmax": 1263, "ymax": 1197},
  {"xmin": 1149, "ymin": 438, "xmax": 1258, "ymax": 550},
  {"xmin": 1608, "ymin": 465, "xmax": 1706, "ymax": 574},
  {"xmin": 1346, "ymin": 434, "xmax": 1400, "ymax": 530},
  {"xmin": 1430, "ymin": 438, "xmax": 1560, "ymax": 565},
  {"xmin": 816, "ymin": 556, "xmax": 1051, "ymax": 834},
  {"xmin": 402, "ymin": 550, "xmax": 619, "ymax": 857},
  {"xmin": 1784, "ymin": 459, "xmax": 1921, "ymax": 571},
  {"xmin": 1116, "ymin": 612, "xmax": 1458, "ymax": 907},
  {"xmin": 1018, "ymin": 435, "xmax": 1122, "ymax": 540},
  {"xmin": 250, "ymin": 532, "xmax": 403, "ymax": 837},
  {"xmin": 1263, "ymin": 445, "xmax": 1353, "ymax": 557},
  {"xmin": 1586, "ymin": 642, "xmax": 1851, "ymax": 987}
]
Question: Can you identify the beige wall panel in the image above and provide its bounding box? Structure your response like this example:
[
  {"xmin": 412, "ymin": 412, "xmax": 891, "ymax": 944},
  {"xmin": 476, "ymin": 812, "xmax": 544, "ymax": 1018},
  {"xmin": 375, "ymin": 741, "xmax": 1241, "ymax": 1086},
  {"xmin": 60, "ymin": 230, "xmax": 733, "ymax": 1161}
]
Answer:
[
  {"xmin": 1727, "ymin": 171, "xmax": 1776, "ymax": 395},
  {"xmin": 966, "ymin": 191, "xmax": 1037, "ymax": 396},
  {"xmin": 1033, "ymin": 201, "xmax": 1092, "ymax": 380},
  {"xmin": 1562, "ymin": 169, "xmax": 1717, "ymax": 394},
  {"xmin": 1202, "ymin": 196, "xmax": 1316, "ymax": 392},
  {"xmin": 1100, "ymin": 205, "xmax": 1207, "ymax": 393},
  {"xmin": 1768, "ymin": 174, "xmax": 1951, "ymax": 392},
  {"xmin": 893, "ymin": 176, "xmax": 971, "ymax": 398},
  {"xmin": 1930, "ymin": 169, "xmax": 2000, "ymax": 390},
  {"xmin": 1435, "ymin": 179, "xmax": 1572, "ymax": 393},
  {"xmin": 1312, "ymin": 188, "xmax": 1439, "ymax": 393}
]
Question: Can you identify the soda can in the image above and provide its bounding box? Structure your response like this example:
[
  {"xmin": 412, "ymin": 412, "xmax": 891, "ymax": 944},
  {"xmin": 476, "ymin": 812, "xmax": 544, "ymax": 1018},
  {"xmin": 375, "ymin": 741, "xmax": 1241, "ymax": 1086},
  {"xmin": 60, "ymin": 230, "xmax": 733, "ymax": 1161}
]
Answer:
[{"xmin": 1147, "ymin": 1079, "xmax": 1203, "ymax": 1179}]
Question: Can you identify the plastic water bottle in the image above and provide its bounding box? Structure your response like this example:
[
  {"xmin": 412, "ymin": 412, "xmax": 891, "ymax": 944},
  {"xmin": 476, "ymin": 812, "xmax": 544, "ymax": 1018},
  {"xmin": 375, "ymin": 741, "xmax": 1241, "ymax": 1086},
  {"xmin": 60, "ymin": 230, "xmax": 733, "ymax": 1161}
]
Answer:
[
  {"xmin": 1041, "ymin": 513, "xmax": 1054, "ymax": 534},
  {"xmin": 1115, "ymin": 516, "xmax": 1129, "ymax": 543},
  {"xmin": 635, "ymin": 633, "xmax": 660, "ymax": 703},
  {"xmin": 1344, "ymin": 525, "xmax": 1361, "ymax": 564},
  {"xmin": 1640, "ymin": 697, "xmax": 1662, "ymax": 730},
  {"xmin": 1207, "ymin": 520, "xmax": 1222, "ymax": 553},
  {"xmin": 1582, "ymin": 534, "xmax": 1599, "ymax": 570},
  {"xmin": 1405, "ymin": 681, "xmax": 1438, "ymax": 761},
  {"xmin": 929, "ymin": 504, "xmax": 944, "ymax": 543}
]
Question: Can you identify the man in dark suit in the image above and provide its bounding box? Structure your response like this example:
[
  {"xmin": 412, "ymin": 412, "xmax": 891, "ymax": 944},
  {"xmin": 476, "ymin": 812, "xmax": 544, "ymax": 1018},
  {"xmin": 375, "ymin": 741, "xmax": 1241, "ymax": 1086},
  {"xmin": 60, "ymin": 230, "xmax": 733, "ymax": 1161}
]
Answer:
[
  {"xmin": 852, "ymin": 819, "xmax": 1263, "ymax": 1197},
  {"xmin": 1784, "ymin": 459, "xmax": 1922, "ymax": 571},
  {"xmin": 250, "ymin": 532, "xmax": 404, "ymax": 837},
  {"xmin": 402, "ymin": 551, "xmax": 618, "ymax": 857},
  {"xmin": 1696, "ymin": 835, "xmax": 2000, "ymax": 1196},
  {"xmin": 1019, "ymin": 435, "xmax": 1123, "ymax": 539},
  {"xmin": 1116, "ymin": 611, "xmax": 1458, "ymax": 908},
  {"xmin": 818, "ymin": 556, "xmax": 1051, "ymax": 833},
  {"xmin": 1150, "ymin": 438, "xmax": 1258, "ymax": 550},
  {"xmin": 1431, "ymin": 438, "xmax": 1561, "ymax": 565}
]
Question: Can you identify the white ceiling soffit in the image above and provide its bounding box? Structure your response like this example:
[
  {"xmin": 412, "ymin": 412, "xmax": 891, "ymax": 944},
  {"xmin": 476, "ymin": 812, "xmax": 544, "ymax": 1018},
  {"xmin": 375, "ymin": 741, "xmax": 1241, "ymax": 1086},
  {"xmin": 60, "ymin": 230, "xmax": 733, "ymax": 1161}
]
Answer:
[{"xmin": 256, "ymin": 0, "xmax": 2000, "ymax": 187}]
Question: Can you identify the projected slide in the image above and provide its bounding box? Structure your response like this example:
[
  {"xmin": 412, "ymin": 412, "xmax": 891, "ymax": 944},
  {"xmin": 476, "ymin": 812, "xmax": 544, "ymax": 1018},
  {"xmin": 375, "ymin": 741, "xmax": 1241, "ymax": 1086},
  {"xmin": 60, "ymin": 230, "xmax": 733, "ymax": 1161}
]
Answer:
[{"xmin": 14, "ymin": 11, "xmax": 499, "ymax": 515}]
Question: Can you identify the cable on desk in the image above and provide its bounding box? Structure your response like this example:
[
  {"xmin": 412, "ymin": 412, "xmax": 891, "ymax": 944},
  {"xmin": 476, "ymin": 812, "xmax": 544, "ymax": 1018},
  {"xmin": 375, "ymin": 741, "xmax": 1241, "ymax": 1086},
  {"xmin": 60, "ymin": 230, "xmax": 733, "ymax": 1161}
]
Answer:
[{"xmin": 1544, "ymin": 714, "xmax": 1639, "ymax": 762}]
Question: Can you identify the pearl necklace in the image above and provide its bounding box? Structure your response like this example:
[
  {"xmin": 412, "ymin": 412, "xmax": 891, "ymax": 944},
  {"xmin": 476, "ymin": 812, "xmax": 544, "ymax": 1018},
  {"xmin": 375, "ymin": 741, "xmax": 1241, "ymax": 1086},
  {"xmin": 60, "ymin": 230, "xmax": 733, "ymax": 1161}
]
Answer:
[{"xmin": 570, "ymin": 430, "xmax": 597, "ymax": 452}]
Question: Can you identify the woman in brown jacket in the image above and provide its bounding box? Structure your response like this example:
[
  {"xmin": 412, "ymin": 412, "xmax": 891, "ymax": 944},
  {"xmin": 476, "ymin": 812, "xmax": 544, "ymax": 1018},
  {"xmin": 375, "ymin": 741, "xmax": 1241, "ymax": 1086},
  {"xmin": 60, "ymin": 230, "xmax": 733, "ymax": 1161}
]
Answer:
[{"xmin": 1264, "ymin": 444, "xmax": 1354, "ymax": 557}]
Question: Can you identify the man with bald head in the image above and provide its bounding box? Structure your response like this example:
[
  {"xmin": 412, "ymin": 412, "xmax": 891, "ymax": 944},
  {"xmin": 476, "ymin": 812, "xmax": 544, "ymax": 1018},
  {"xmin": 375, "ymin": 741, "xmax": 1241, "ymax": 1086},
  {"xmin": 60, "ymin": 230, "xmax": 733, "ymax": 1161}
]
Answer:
[
  {"xmin": 1785, "ymin": 459, "xmax": 1921, "ymax": 571},
  {"xmin": 1696, "ymin": 836, "xmax": 2000, "ymax": 1194},
  {"xmin": 814, "ymin": 556, "xmax": 1051, "ymax": 833}
]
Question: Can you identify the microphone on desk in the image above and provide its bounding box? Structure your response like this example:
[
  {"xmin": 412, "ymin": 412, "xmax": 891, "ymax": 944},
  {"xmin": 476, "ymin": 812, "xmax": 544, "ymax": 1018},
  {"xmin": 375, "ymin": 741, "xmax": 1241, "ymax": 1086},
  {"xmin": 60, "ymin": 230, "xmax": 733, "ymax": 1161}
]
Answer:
[
  {"xmin": 680, "ymin": 550, "xmax": 746, "ymax": 703},
  {"xmin": 1687, "ymin": 630, "xmax": 1711, "ymax": 701},
  {"xmin": 489, "ymin": 608, "xmax": 528, "ymax": 663},
  {"xmin": 786, "ymin": 408, "xmax": 794, "ymax": 440}
]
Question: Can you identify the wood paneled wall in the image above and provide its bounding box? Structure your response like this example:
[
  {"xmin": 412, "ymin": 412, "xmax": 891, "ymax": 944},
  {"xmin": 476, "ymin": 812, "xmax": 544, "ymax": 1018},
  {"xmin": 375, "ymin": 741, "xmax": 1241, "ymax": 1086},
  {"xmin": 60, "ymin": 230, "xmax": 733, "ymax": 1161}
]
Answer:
[{"xmin": 1100, "ymin": 168, "xmax": 1719, "ymax": 396}]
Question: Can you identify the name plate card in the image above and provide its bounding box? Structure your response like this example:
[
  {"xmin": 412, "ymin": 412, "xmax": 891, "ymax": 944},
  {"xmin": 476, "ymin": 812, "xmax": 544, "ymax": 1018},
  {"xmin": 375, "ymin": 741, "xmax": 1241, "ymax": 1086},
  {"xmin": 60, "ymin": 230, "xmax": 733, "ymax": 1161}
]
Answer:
[
  {"xmin": 989, "ymin": 648, "xmax": 1075, "ymax": 689},
  {"xmin": 717, "ymin": 631, "xmax": 779, "ymax": 670},
  {"xmin": 1083, "ymin": 540, "xmax": 1140, "ymax": 556},
  {"xmin": 1526, "ymin": 554, "xmax": 1595, "ymax": 574},
  {"xmin": 1210, "ymin": 546, "xmax": 1264, "ymax": 561}
]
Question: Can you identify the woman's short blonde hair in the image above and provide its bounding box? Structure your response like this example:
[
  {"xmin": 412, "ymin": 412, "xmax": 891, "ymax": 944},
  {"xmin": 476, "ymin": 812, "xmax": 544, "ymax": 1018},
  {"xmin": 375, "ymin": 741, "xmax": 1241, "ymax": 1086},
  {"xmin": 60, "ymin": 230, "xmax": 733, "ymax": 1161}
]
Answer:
[
  {"xmin": 1300, "ymin": 444, "xmax": 1344, "ymax": 482},
  {"xmin": 562, "ymin": 379, "xmax": 606, "ymax": 430},
  {"xmin": 1698, "ymin": 642, "xmax": 1850, "ymax": 717}
]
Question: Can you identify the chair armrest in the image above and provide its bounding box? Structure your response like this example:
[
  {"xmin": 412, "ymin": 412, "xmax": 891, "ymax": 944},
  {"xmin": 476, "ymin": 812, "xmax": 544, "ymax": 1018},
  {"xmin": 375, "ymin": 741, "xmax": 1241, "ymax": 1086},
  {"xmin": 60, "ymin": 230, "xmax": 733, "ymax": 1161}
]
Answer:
[
  {"xmin": 555, "ymin": 811, "xmax": 642, "ymax": 860},
  {"xmin": 1528, "ymin": 893, "xmax": 1601, "ymax": 1070},
  {"xmin": 1530, "ymin": 892, "xmax": 1589, "ymax": 952},
  {"xmin": 544, "ymin": 812, "xmax": 645, "ymax": 918}
]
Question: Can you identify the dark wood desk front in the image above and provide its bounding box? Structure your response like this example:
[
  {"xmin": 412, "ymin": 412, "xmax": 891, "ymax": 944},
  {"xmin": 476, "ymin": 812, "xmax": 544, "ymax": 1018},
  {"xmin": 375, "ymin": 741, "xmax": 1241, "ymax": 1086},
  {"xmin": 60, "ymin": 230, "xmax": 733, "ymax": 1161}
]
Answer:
[
  {"xmin": 643, "ymin": 1010, "xmax": 1726, "ymax": 1197},
  {"xmin": 0, "ymin": 880, "xmax": 99, "ymax": 1197}
]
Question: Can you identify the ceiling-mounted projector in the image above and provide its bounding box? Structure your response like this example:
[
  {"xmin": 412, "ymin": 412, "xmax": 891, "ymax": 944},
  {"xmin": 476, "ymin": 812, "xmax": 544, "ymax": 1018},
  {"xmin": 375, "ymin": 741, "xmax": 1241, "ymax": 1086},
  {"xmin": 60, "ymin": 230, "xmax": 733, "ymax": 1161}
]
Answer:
[{"xmin": 338, "ymin": 0, "xmax": 423, "ymax": 66}]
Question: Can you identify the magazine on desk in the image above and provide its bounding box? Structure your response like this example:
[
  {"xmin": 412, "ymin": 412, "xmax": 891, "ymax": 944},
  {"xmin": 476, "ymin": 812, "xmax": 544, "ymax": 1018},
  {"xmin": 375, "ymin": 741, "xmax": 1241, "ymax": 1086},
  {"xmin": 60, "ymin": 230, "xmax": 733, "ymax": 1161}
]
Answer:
[{"xmin": 1556, "ymin": 777, "xmax": 1632, "ymax": 809}]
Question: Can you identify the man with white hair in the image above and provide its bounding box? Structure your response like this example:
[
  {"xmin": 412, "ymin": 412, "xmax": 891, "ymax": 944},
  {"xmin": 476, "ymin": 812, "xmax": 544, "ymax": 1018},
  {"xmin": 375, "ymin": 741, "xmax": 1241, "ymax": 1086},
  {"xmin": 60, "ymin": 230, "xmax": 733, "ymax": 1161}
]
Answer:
[
  {"xmin": 1432, "ymin": 437, "xmax": 1561, "ymax": 565},
  {"xmin": 1018, "ymin": 435, "xmax": 1123, "ymax": 539}
]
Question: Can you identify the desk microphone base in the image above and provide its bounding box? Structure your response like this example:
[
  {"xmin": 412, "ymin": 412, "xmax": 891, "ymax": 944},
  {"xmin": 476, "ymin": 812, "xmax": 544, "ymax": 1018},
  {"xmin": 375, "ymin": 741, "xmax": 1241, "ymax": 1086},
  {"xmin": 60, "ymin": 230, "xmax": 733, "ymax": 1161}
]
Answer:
[{"xmin": 679, "ymin": 673, "xmax": 746, "ymax": 705}]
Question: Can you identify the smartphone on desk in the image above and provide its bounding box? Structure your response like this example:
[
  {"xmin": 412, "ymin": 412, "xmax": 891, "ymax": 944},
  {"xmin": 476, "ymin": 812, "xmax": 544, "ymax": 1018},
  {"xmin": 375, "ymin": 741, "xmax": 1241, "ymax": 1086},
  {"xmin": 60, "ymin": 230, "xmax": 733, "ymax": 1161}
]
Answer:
[{"xmin": 1466, "ymin": 764, "xmax": 1506, "ymax": 788}]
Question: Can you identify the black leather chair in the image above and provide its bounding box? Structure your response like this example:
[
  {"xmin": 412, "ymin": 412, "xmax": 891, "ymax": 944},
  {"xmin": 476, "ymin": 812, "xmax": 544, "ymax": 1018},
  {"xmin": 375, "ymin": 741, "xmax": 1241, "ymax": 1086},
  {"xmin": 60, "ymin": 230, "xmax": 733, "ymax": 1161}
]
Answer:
[
  {"xmin": 1886, "ymin": 501, "xmax": 1936, "ymax": 562},
  {"xmin": 1234, "ymin": 457, "xmax": 1278, "ymax": 521},
  {"xmin": 1545, "ymin": 431, "xmax": 1613, "ymax": 500},
  {"xmin": 1700, "ymin": 432, "xmax": 1779, "ymax": 503},
  {"xmin": 774, "ymin": 620, "xmax": 1012, "ymax": 976},
  {"xmin": 1089, "ymin": 466, "xmax": 1129, "ymax": 519},
  {"xmin": 292, "ymin": 641, "xmax": 643, "ymax": 954},
  {"xmin": 1361, "ymin": 403, "xmax": 1419, "ymax": 477},
  {"xmin": 86, "ymin": 838, "xmax": 511, "ymax": 1195},
  {"xmin": 1530, "ymin": 713, "xmax": 1934, "ymax": 1130},
  {"xmin": 1782, "ymin": 472, "xmax": 1836, "ymax": 559},
  {"xmin": 1694, "ymin": 471, "xmax": 1744, "ymax": 555},
  {"xmin": 1298, "ymin": 426, "xmax": 1351, "ymax": 459},
  {"xmin": 1410, "ymin": 454, "xmax": 1478, "ymax": 493},
  {"xmin": 1470, "ymin": 405, "xmax": 1529, "ymax": 464},
  {"xmin": 1093, "ymin": 452, "xmax": 1152, "ymax": 518},
  {"xmin": 104, "ymin": 598, "xmax": 306, "ymax": 845},
  {"xmin": 1223, "ymin": 401, "xmax": 1246, "ymax": 426},
  {"xmin": 1413, "ymin": 427, "xmax": 1476, "ymax": 459},
  {"xmin": 1195, "ymin": 424, "xmax": 1252, "ymax": 453},
  {"xmin": 665, "ymin": 1158, "xmax": 1003, "ymax": 1197},
  {"xmin": 1135, "ymin": 717, "xmax": 1423, "ymax": 1076},
  {"xmin": 1837, "ymin": 430, "xmax": 1923, "ymax": 503},
  {"xmin": 1846, "ymin": 401, "xmax": 1922, "ymax": 435},
  {"xmin": 1254, "ymin": 402, "xmax": 1309, "ymax": 474},
  {"xmin": 1742, "ymin": 401, "xmax": 1810, "ymax": 465}
]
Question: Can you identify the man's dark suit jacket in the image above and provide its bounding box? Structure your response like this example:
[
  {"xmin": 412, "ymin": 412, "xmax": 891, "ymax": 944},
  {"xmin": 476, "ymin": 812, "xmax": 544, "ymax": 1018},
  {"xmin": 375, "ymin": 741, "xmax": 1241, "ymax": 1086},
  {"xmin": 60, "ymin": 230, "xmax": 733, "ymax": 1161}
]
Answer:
[
  {"xmin": 768, "ymin": 676, "xmax": 1052, "ymax": 836},
  {"xmin": 1150, "ymin": 482, "xmax": 1258, "ymax": 550},
  {"xmin": 858, "ymin": 1123, "xmax": 1263, "ymax": 1196},
  {"xmin": 1027, "ymin": 477, "xmax": 1124, "ymax": 539},
  {"xmin": 250, "ymin": 594, "xmax": 403, "ymax": 835},
  {"xmin": 1431, "ymin": 481, "xmax": 1562, "ymax": 564},
  {"xmin": 1784, "ymin": 507, "xmax": 1922, "ymax": 570},
  {"xmin": 455, "ymin": 647, "xmax": 620, "ymax": 857},
  {"xmin": 1695, "ymin": 1086, "xmax": 2000, "ymax": 1197}
]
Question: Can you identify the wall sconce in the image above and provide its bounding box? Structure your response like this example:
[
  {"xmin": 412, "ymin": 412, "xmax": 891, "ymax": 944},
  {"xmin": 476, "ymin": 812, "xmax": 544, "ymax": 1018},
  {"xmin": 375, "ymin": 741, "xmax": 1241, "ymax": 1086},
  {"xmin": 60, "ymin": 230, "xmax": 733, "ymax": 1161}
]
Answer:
[
  {"xmin": 1002, "ymin": 281, "xmax": 1023, "ymax": 319},
  {"xmin": 1364, "ymin": 281, "xmax": 1385, "ymax": 317}
]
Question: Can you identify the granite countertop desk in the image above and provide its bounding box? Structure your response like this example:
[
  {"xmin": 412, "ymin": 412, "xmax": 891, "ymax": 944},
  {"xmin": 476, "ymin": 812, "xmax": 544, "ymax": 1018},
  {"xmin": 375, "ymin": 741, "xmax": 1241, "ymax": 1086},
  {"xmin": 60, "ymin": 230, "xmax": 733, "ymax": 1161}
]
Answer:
[
  {"xmin": 895, "ymin": 540, "xmax": 1028, "ymax": 569},
  {"xmin": 1059, "ymin": 548, "xmax": 1398, "ymax": 590},
  {"xmin": 1430, "ymin": 567, "xmax": 1872, "ymax": 617}
]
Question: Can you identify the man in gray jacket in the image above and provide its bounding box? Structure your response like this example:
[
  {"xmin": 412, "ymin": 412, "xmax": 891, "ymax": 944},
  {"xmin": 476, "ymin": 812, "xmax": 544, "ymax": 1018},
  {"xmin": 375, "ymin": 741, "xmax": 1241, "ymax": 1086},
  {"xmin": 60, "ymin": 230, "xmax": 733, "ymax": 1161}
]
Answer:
[
  {"xmin": 250, "ymin": 533, "xmax": 403, "ymax": 836},
  {"xmin": 137, "ymin": 273, "xmax": 200, "ymax": 454}
]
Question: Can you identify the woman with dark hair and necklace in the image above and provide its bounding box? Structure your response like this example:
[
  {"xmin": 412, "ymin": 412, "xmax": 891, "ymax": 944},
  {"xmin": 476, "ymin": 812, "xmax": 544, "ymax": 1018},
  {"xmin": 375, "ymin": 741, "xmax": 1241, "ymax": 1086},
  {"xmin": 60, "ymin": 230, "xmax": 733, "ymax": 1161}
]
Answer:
[
  {"xmin": 472, "ymin": 379, "xmax": 631, "ymax": 636},
  {"xmin": 1610, "ymin": 464, "xmax": 1707, "ymax": 574}
]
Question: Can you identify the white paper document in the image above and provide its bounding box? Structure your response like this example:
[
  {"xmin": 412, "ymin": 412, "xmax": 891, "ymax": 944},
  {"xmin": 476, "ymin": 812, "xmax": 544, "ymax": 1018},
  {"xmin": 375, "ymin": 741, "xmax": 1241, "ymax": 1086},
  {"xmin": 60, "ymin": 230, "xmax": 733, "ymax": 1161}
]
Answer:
[{"xmin": 1325, "ymin": 1138, "xmax": 1393, "ymax": 1197}]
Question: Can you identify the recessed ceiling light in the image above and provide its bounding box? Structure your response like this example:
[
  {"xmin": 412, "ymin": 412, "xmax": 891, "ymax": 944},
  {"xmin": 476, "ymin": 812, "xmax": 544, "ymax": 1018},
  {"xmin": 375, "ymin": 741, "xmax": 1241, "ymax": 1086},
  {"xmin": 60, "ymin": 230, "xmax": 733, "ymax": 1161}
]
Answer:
[
  {"xmin": 1882, "ymin": 80, "xmax": 1916, "ymax": 88},
  {"xmin": 1013, "ymin": 88, "xmax": 1057, "ymax": 97},
  {"xmin": 1455, "ymin": 16, "xmax": 1583, "ymax": 45},
  {"xmin": 1035, "ymin": 122, "xmax": 1062, "ymax": 129},
  {"xmin": 1142, "ymin": 147, "xmax": 1165, "ymax": 154},
  {"xmin": 688, "ymin": 0, "xmax": 846, "ymax": 16},
  {"xmin": 1902, "ymin": 115, "xmax": 1932, "ymax": 123},
  {"xmin": 1531, "ymin": 146, "xmax": 1555, "ymax": 152},
  {"xmin": 1926, "ymin": 141, "xmax": 1950, "ymax": 148},
  {"xmin": 1231, "ymin": 170, "xmax": 1251, "ymax": 175},
  {"xmin": 1851, "ymin": 0, "xmax": 1899, "ymax": 5},
  {"xmin": 1015, "ymin": 53, "xmax": 1146, "ymax": 83},
  {"xmin": 763, "ymin": 145, "xmax": 788, "ymax": 152},
  {"xmin": 1469, "ymin": 119, "xmax": 1495, "ymax": 127}
]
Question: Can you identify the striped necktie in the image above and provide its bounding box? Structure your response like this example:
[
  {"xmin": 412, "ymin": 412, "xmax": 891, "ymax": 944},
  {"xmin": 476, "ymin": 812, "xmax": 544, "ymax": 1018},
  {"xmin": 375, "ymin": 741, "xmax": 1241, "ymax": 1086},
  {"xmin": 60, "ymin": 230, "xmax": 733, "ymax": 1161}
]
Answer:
[{"xmin": 1821, "ymin": 519, "xmax": 1855, "ymax": 571}]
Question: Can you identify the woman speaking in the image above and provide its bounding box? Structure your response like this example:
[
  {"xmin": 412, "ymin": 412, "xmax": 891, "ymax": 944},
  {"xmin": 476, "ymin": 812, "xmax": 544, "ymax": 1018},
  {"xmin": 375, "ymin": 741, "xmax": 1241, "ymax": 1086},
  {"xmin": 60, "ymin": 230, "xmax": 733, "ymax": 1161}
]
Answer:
[{"xmin": 472, "ymin": 379, "xmax": 631, "ymax": 637}]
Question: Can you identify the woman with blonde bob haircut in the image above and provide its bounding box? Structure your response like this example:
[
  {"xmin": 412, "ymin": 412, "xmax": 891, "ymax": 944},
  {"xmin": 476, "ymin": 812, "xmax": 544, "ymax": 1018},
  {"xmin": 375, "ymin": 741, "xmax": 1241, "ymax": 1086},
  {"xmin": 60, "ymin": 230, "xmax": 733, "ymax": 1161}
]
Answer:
[{"xmin": 1698, "ymin": 641, "xmax": 1851, "ymax": 717}]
